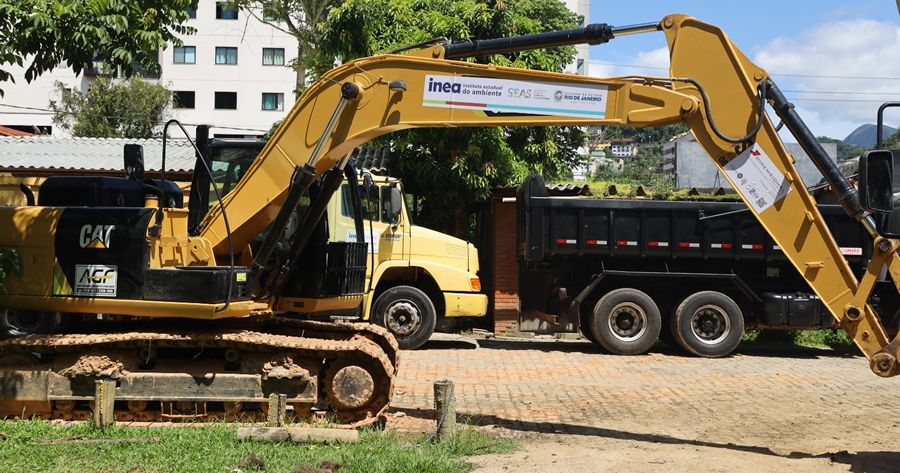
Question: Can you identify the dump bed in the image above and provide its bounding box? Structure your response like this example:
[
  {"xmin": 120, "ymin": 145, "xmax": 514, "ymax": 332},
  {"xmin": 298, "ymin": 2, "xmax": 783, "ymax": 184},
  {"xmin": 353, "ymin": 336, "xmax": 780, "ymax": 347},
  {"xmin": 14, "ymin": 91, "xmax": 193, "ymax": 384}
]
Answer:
[{"xmin": 516, "ymin": 175, "xmax": 870, "ymax": 269}]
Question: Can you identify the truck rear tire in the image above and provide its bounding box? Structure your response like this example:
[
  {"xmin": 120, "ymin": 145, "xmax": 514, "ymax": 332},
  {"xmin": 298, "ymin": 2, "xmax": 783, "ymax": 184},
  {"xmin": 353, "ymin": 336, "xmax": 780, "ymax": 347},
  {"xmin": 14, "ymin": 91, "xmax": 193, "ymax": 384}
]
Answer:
[
  {"xmin": 672, "ymin": 291, "xmax": 744, "ymax": 357},
  {"xmin": 0, "ymin": 310, "xmax": 61, "ymax": 338},
  {"xmin": 590, "ymin": 288, "xmax": 661, "ymax": 355},
  {"xmin": 372, "ymin": 286, "xmax": 436, "ymax": 350},
  {"xmin": 579, "ymin": 308, "xmax": 600, "ymax": 344}
]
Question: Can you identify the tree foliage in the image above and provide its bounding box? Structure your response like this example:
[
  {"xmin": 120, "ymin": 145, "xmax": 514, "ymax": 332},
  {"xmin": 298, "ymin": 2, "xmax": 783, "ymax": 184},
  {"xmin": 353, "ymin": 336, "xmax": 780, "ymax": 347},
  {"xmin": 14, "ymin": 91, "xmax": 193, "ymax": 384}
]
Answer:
[
  {"xmin": 0, "ymin": 248, "xmax": 21, "ymax": 294},
  {"xmin": 49, "ymin": 77, "xmax": 172, "ymax": 138},
  {"xmin": 0, "ymin": 0, "xmax": 195, "ymax": 96},
  {"xmin": 319, "ymin": 0, "xmax": 587, "ymax": 235},
  {"xmin": 817, "ymin": 136, "xmax": 866, "ymax": 160},
  {"xmin": 884, "ymin": 130, "xmax": 900, "ymax": 151},
  {"xmin": 233, "ymin": 0, "xmax": 340, "ymax": 91}
]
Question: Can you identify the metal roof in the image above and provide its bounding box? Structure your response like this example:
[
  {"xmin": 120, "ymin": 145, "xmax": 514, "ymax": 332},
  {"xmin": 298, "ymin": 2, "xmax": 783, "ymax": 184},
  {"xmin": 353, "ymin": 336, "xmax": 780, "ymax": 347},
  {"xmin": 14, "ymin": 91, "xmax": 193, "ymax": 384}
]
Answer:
[
  {"xmin": 493, "ymin": 182, "xmax": 591, "ymax": 197},
  {"xmin": 351, "ymin": 146, "xmax": 392, "ymax": 175},
  {"xmin": 0, "ymin": 136, "xmax": 196, "ymax": 173}
]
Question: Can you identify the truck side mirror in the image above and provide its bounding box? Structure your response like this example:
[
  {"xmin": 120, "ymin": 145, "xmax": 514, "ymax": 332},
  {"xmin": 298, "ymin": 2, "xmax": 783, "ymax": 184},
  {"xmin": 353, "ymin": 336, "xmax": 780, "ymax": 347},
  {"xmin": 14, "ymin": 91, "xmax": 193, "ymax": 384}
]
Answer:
[
  {"xmin": 390, "ymin": 187, "xmax": 403, "ymax": 222},
  {"xmin": 859, "ymin": 150, "xmax": 894, "ymax": 214},
  {"xmin": 363, "ymin": 172, "xmax": 375, "ymax": 193}
]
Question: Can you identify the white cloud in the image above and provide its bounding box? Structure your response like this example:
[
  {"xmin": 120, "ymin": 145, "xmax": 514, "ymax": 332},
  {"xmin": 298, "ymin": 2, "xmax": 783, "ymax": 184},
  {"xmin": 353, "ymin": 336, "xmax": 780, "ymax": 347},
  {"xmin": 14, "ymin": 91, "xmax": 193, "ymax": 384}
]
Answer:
[
  {"xmin": 754, "ymin": 19, "xmax": 900, "ymax": 140},
  {"xmin": 634, "ymin": 47, "xmax": 669, "ymax": 70}
]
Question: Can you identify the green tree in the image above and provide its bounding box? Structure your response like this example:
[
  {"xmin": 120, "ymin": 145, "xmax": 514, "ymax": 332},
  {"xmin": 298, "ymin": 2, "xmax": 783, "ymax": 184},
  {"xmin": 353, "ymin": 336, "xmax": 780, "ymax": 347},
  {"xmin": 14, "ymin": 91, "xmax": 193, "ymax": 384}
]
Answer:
[
  {"xmin": 49, "ymin": 77, "xmax": 172, "ymax": 138},
  {"xmin": 884, "ymin": 130, "xmax": 900, "ymax": 151},
  {"xmin": 319, "ymin": 0, "xmax": 586, "ymax": 235},
  {"xmin": 0, "ymin": 248, "xmax": 21, "ymax": 294},
  {"xmin": 233, "ymin": 0, "xmax": 340, "ymax": 92},
  {"xmin": 817, "ymin": 136, "xmax": 866, "ymax": 159},
  {"xmin": 0, "ymin": 0, "xmax": 195, "ymax": 96}
]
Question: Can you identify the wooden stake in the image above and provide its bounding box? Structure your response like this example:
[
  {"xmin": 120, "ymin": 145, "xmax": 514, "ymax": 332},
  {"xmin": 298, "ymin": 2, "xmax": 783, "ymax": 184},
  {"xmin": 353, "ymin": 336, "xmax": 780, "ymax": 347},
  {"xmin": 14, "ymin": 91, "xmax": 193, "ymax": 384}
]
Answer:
[
  {"xmin": 433, "ymin": 379, "xmax": 456, "ymax": 441},
  {"xmin": 267, "ymin": 393, "xmax": 287, "ymax": 427},
  {"xmin": 92, "ymin": 379, "xmax": 116, "ymax": 429}
]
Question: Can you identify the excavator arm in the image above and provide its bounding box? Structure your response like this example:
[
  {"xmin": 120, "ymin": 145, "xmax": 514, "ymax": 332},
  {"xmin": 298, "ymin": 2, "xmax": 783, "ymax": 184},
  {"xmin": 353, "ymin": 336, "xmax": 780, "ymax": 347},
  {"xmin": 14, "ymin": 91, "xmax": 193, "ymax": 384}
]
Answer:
[{"xmin": 197, "ymin": 14, "xmax": 900, "ymax": 377}]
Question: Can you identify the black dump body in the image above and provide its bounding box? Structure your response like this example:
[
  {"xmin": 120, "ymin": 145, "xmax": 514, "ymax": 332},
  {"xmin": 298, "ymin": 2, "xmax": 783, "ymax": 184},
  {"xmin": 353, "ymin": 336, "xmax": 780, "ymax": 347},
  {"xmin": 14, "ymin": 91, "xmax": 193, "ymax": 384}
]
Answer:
[{"xmin": 514, "ymin": 174, "xmax": 895, "ymax": 331}]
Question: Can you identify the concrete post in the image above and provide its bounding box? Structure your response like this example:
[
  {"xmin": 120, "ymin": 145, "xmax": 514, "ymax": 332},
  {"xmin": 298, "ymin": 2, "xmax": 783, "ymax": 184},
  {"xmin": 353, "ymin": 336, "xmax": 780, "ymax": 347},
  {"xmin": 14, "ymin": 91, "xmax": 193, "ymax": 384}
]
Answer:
[{"xmin": 433, "ymin": 379, "xmax": 456, "ymax": 441}]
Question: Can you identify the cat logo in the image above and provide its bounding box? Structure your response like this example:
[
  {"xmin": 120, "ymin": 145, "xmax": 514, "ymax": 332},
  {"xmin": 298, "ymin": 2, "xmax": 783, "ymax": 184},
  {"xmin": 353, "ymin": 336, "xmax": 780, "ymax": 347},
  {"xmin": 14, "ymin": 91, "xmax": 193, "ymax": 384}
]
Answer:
[
  {"xmin": 74, "ymin": 264, "xmax": 117, "ymax": 297},
  {"xmin": 79, "ymin": 224, "xmax": 115, "ymax": 249}
]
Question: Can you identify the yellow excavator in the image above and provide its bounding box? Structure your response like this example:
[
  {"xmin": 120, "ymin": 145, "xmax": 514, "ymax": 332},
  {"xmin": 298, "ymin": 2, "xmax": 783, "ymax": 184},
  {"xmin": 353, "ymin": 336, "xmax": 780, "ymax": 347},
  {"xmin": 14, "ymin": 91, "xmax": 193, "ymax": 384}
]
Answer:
[{"xmin": 1, "ymin": 14, "xmax": 898, "ymax": 424}]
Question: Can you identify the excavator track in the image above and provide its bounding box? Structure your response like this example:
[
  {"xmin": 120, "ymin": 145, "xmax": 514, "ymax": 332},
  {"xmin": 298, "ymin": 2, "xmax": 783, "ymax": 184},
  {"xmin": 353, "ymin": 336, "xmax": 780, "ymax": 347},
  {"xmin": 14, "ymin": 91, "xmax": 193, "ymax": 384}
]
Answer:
[{"xmin": 0, "ymin": 319, "xmax": 399, "ymax": 427}]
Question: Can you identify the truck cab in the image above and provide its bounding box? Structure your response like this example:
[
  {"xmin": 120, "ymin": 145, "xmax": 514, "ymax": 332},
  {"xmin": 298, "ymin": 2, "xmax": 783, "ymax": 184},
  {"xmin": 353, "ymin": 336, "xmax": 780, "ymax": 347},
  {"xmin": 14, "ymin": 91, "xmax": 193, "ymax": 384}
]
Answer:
[{"xmin": 328, "ymin": 174, "xmax": 487, "ymax": 348}]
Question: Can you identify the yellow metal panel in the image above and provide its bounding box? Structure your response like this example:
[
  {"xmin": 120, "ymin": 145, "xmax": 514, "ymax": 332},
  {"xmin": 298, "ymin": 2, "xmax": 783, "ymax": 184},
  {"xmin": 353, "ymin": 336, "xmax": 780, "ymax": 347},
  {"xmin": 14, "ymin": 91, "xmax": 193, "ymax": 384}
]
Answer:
[
  {"xmin": 0, "ymin": 295, "xmax": 269, "ymax": 319},
  {"xmin": 443, "ymin": 292, "xmax": 488, "ymax": 318},
  {"xmin": 0, "ymin": 206, "xmax": 60, "ymax": 296},
  {"xmin": 275, "ymin": 295, "xmax": 363, "ymax": 315}
]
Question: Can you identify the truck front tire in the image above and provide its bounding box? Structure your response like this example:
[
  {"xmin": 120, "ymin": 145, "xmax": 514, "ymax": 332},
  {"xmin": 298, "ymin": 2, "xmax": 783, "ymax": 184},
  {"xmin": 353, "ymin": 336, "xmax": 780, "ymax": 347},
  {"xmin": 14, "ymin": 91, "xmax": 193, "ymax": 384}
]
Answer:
[
  {"xmin": 590, "ymin": 288, "xmax": 661, "ymax": 355},
  {"xmin": 372, "ymin": 286, "xmax": 436, "ymax": 350},
  {"xmin": 672, "ymin": 291, "xmax": 744, "ymax": 358}
]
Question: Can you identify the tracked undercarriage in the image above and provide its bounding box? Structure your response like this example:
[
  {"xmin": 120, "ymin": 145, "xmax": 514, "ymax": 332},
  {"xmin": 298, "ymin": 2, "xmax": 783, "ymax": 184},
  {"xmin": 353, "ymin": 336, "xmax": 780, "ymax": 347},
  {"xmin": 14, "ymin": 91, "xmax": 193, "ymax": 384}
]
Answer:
[{"xmin": 0, "ymin": 318, "xmax": 399, "ymax": 427}]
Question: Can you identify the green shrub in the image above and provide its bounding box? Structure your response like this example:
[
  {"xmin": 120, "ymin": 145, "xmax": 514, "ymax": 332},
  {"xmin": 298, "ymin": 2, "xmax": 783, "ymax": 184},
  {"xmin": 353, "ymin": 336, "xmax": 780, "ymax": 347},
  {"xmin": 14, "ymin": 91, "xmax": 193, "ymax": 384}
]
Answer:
[{"xmin": 0, "ymin": 248, "xmax": 21, "ymax": 293}]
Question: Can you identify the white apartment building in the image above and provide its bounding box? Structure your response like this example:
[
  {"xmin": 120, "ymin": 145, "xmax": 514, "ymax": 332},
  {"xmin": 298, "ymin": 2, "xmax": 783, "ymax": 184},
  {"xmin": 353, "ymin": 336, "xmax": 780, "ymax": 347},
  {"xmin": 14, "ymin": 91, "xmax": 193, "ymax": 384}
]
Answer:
[
  {"xmin": 562, "ymin": 0, "xmax": 591, "ymax": 75},
  {"xmin": 0, "ymin": 0, "xmax": 298, "ymax": 138}
]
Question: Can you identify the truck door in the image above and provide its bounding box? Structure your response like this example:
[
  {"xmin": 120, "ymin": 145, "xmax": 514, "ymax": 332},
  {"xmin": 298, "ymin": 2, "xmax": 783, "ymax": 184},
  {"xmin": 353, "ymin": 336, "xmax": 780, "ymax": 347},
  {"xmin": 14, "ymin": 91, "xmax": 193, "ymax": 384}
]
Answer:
[{"xmin": 379, "ymin": 184, "xmax": 408, "ymax": 262}]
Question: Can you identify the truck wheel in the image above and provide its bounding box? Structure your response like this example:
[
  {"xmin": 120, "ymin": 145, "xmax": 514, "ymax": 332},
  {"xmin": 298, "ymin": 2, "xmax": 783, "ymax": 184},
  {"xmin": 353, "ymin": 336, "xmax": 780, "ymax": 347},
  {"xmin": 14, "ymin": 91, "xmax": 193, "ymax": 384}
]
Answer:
[
  {"xmin": 579, "ymin": 309, "xmax": 600, "ymax": 345},
  {"xmin": 590, "ymin": 288, "xmax": 661, "ymax": 355},
  {"xmin": 672, "ymin": 291, "xmax": 744, "ymax": 358},
  {"xmin": 0, "ymin": 310, "xmax": 61, "ymax": 338},
  {"xmin": 372, "ymin": 286, "xmax": 436, "ymax": 350}
]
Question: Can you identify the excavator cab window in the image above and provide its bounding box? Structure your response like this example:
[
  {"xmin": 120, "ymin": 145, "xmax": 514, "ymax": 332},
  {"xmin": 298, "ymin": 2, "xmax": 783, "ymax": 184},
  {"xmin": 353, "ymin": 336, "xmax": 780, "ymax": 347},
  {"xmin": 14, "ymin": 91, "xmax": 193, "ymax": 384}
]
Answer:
[{"xmin": 206, "ymin": 142, "xmax": 261, "ymax": 209}]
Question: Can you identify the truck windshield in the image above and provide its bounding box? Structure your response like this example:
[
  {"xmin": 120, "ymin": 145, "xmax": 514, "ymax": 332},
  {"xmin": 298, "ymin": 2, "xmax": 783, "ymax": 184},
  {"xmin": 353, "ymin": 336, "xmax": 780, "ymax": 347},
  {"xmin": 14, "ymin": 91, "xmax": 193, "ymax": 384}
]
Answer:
[{"xmin": 340, "ymin": 183, "xmax": 402, "ymax": 225}]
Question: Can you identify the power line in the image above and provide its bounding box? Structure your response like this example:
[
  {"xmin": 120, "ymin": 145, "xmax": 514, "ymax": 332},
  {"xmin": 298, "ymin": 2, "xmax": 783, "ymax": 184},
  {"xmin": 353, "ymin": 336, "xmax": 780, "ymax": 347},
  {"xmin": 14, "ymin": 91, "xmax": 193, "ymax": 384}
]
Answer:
[
  {"xmin": 584, "ymin": 60, "xmax": 900, "ymax": 80},
  {"xmin": 0, "ymin": 104, "xmax": 268, "ymax": 133},
  {"xmin": 783, "ymin": 90, "xmax": 900, "ymax": 96}
]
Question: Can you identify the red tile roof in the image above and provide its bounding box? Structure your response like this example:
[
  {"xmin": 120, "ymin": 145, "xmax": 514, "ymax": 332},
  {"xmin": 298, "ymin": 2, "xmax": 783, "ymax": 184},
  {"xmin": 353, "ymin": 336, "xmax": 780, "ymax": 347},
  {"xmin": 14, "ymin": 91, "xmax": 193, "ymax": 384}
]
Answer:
[{"xmin": 0, "ymin": 125, "xmax": 33, "ymax": 137}]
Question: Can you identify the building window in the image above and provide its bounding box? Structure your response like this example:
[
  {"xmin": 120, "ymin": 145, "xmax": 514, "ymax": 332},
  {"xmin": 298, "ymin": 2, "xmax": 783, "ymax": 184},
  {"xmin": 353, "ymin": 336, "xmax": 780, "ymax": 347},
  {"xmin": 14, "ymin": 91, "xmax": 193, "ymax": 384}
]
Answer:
[
  {"xmin": 173, "ymin": 91, "xmax": 196, "ymax": 109},
  {"xmin": 186, "ymin": 5, "xmax": 197, "ymax": 18},
  {"xmin": 262, "ymin": 93, "xmax": 284, "ymax": 111},
  {"xmin": 173, "ymin": 46, "xmax": 196, "ymax": 64},
  {"xmin": 215, "ymin": 91, "xmax": 238, "ymax": 110},
  {"xmin": 216, "ymin": 2, "xmax": 238, "ymax": 19},
  {"xmin": 215, "ymin": 47, "xmax": 238, "ymax": 65},
  {"xmin": 262, "ymin": 48, "xmax": 285, "ymax": 66}
]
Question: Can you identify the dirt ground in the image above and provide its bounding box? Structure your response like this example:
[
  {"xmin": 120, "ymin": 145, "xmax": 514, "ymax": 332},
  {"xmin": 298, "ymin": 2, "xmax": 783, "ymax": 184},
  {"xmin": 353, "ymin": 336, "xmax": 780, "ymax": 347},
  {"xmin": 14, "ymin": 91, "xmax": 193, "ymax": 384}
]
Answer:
[{"xmin": 387, "ymin": 336, "xmax": 900, "ymax": 472}]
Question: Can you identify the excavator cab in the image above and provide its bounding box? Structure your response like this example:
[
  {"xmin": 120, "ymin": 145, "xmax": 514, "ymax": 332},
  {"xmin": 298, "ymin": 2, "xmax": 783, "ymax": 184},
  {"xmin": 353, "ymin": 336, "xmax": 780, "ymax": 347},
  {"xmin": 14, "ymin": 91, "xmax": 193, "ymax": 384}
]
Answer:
[{"xmin": 185, "ymin": 130, "xmax": 369, "ymax": 308}]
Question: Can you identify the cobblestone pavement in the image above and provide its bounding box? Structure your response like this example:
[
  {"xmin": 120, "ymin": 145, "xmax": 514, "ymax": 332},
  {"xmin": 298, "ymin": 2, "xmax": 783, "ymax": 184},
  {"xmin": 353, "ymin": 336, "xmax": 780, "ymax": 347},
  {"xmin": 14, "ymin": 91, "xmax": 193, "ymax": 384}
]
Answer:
[{"xmin": 389, "ymin": 338, "xmax": 900, "ymax": 470}]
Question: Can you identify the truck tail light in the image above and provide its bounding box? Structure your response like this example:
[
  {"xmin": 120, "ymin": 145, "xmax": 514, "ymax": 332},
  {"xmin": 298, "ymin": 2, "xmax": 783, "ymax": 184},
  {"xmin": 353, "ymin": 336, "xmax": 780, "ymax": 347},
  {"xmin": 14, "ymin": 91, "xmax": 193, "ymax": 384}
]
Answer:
[{"xmin": 470, "ymin": 278, "xmax": 481, "ymax": 291}]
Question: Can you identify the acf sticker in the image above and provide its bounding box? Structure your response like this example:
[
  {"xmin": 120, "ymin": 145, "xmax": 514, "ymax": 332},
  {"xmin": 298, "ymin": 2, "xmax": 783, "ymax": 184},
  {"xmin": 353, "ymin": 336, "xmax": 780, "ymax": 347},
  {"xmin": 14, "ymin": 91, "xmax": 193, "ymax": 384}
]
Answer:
[{"xmin": 74, "ymin": 264, "xmax": 117, "ymax": 297}]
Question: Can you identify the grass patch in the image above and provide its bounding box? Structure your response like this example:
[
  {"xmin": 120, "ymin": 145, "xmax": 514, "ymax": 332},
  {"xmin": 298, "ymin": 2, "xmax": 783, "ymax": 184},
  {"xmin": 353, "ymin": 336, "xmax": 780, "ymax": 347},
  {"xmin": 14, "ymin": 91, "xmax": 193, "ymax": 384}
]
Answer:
[
  {"xmin": 0, "ymin": 420, "xmax": 515, "ymax": 473},
  {"xmin": 791, "ymin": 329, "xmax": 853, "ymax": 348},
  {"xmin": 741, "ymin": 329, "xmax": 854, "ymax": 349}
]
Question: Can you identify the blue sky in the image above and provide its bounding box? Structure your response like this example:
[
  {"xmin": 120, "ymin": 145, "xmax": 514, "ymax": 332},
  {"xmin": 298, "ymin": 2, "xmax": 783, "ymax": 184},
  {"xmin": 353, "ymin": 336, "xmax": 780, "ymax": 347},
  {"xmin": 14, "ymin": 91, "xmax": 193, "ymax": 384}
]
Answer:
[{"xmin": 584, "ymin": 1, "xmax": 900, "ymax": 140}]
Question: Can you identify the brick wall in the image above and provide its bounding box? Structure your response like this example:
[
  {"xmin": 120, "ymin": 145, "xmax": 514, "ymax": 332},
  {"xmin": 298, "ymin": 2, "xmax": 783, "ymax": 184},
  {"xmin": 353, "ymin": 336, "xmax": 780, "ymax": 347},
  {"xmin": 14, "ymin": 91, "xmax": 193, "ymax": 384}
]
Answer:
[{"xmin": 490, "ymin": 198, "xmax": 519, "ymax": 335}]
